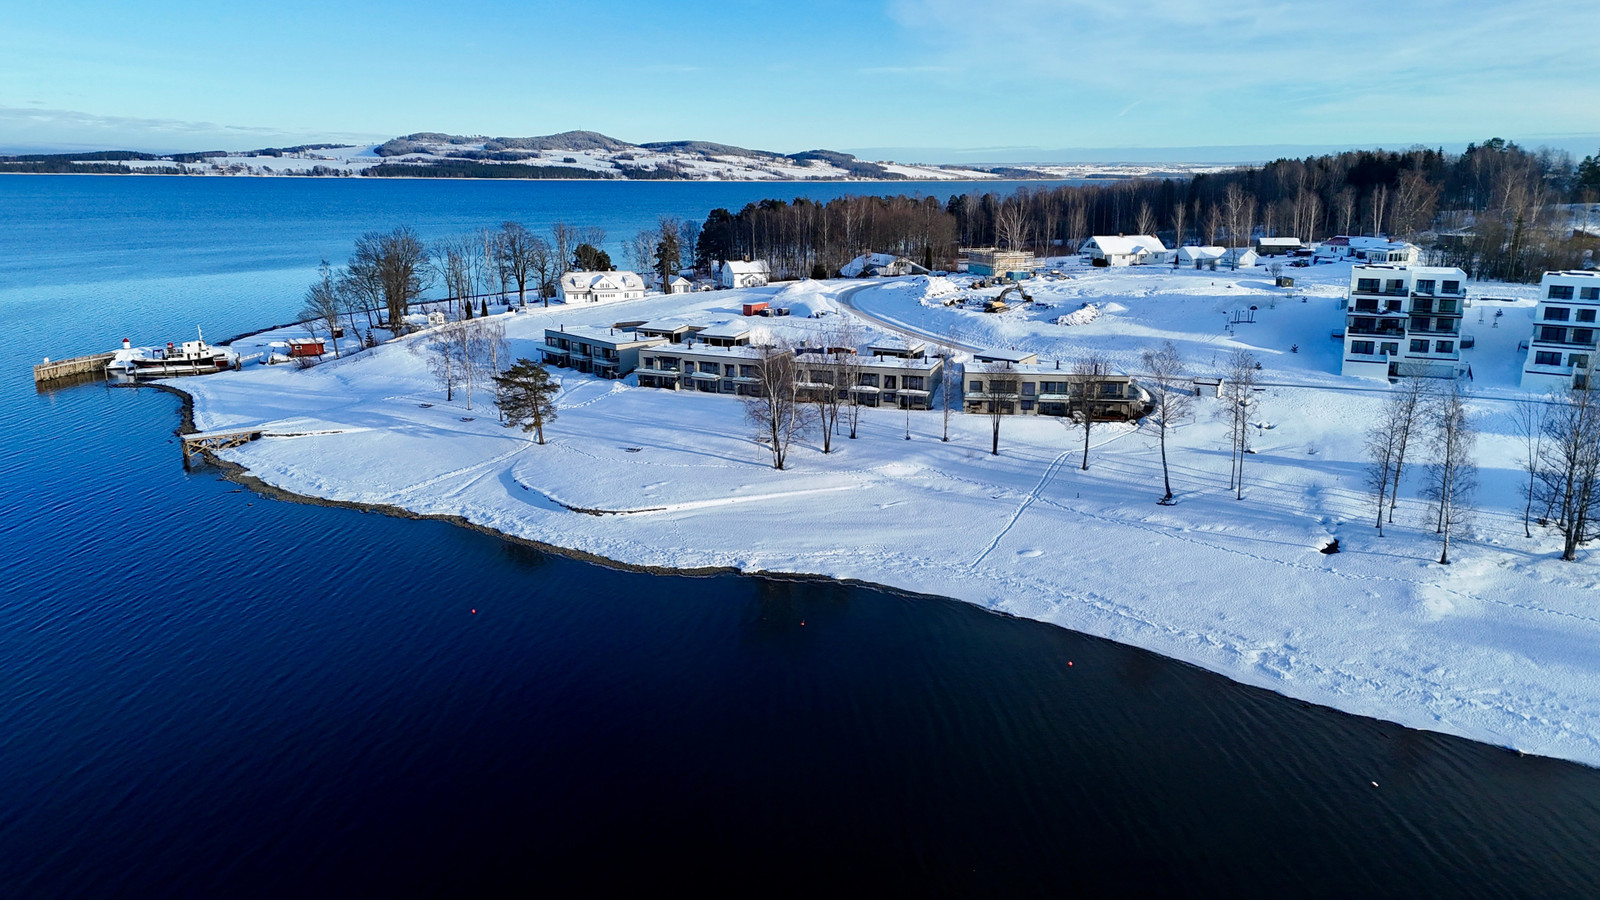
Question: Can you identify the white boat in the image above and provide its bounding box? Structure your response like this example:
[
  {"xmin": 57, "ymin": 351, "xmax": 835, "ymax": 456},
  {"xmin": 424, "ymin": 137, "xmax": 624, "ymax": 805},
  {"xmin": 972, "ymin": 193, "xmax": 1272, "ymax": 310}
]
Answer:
[{"xmin": 106, "ymin": 328, "xmax": 239, "ymax": 379}]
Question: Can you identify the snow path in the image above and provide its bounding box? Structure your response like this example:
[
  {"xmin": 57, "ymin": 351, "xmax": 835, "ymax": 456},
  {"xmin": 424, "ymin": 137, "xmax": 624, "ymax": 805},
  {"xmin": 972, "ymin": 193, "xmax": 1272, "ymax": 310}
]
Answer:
[{"xmin": 182, "ymin": 267, "xmax": 1600, "ymax": 769}]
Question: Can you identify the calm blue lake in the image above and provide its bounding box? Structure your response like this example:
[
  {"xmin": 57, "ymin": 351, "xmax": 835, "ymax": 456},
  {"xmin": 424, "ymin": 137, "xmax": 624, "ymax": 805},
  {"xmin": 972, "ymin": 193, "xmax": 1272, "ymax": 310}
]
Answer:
[{"xmin": 3, "ymin": 175, "xmax": 1600, "ymax": 896}]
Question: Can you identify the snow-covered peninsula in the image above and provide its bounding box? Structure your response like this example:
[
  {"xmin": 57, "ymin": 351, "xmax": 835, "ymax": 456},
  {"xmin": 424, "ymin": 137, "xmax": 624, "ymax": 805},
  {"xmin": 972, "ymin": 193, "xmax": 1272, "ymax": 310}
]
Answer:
[{"xmin": 181, "ymin": 261, "xmax": 1600, "ymax": 768}]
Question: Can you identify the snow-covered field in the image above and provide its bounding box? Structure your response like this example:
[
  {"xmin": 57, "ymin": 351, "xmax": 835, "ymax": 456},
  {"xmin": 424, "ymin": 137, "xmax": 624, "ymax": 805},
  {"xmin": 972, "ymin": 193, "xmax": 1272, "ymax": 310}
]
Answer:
[{"xmin": 182, "ymin": 260, "xmax": 1600, "ymax": 768}]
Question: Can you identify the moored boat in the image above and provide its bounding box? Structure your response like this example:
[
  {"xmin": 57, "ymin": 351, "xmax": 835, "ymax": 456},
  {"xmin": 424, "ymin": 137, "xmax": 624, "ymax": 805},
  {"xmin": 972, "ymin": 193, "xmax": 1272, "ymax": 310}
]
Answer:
[{"xmin": 106, "ymin": 328, "xmax": 239, "ymax": 379}]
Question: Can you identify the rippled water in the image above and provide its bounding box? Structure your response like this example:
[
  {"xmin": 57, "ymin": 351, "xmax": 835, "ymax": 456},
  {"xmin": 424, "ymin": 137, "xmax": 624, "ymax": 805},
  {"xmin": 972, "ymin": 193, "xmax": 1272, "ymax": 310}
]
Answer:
[{"xmin": 4, "ymin": 177, "xmax": 1600, "ymax": 896}]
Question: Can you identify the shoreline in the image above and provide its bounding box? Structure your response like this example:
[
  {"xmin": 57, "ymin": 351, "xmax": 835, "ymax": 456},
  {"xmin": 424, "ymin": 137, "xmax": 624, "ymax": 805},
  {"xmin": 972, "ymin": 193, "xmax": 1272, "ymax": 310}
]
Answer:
[{"xmin": 149, "ymin": 380, "xmax": 1575, "ymax": 770}]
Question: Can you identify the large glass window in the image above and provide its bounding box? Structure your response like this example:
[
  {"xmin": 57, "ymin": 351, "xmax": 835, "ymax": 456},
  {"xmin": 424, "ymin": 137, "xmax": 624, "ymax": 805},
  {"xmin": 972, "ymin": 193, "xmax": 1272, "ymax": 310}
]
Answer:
[
  {"xmin": 1535, "ymin": 351, "xmax": 1562, "ymax": 366},
  {"xmin": 1351, "ymin": 340, "xmax": 1375, "ymax": 355},
  {"xmin": 1545, "ymin": 306, "xmax": 1571, "ymax": 321},
  {"xmin": 1410, "ymin": 339, "xmax": 1429, "ymax": 353},
  {"xmin": 1541, "ymin": 326, "xmax": 1568, "ymax": 343},
  {"xmin": 1549, "ymin": 284, "xmax": 1575, "ymax": 300}
]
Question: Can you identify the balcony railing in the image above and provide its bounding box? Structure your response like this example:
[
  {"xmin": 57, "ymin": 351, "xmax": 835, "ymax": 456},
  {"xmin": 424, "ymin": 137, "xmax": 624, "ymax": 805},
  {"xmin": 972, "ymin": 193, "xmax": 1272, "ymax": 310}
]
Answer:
[{"xmin": 1347, "ymin": 324, "xmax": 1407, "ymax": 336}]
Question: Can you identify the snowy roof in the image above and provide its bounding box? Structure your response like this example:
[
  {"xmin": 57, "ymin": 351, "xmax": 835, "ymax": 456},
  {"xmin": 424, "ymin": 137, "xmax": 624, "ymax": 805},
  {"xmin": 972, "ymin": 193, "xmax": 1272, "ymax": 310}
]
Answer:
[
  {"xmin": 719, "ymin": 260, "xmax": 769, "ymax": 275},
  {"xmin": 867, "ymin": 337, "xmax": 927, "ymax": 355},
  {"xmin": 545, "ymin": 325, "xmax": 663, "ymax": 347},
  {"xmin": 561, "ymin": 270, "xmax": 645, "ymax": 291},
  {"xmin": 1084, "ymin": 235, "xmax": 1168, "ymax": 255},
  {"xmin": 695, "ymin": 321, "xmax": 753, "ymax": 340},
  {"xmin": 854, "ymin": 356, "xmax": 941, "ymax": 372},
  {"xmin": 662, "ymin": 344, "xmax": 770, "ymax": 361},
  {"xmin": 1255, "ymin": 237, "xmax": 1303, "ymax": 247},
  {"xmin": 635, "ymin": 319, "xmax": 696, "ymax": 334},
  {"xmin": 1176, "ymin": 245, "xmax": 1227, "ymax": 260}
]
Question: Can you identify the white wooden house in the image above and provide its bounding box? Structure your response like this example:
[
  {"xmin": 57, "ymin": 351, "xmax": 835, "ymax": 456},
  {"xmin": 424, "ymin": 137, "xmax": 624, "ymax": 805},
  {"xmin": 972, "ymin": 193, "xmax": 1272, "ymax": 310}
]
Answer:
[
  {"xmin": 1080, "ymin": 235, "xmax": 1169, "ymax": 266},
  {"xmin": 558, "ymin": 271, "xmax": 648, "ymax": 304},
  {"xmin": 713, "ymin": 260, "xmax": 771, "ymax": 289}
]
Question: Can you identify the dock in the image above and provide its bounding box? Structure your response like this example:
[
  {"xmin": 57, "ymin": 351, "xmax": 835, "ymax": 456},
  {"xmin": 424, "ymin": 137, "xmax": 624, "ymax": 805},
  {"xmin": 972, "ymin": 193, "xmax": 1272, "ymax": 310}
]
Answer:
[
  {"xmin": 181, "ymin": 427, "xmax": 263, "ymax": 462},
  {"xmin": 33, "ymin": 352, "xmax": 115, "ymax": 384}
]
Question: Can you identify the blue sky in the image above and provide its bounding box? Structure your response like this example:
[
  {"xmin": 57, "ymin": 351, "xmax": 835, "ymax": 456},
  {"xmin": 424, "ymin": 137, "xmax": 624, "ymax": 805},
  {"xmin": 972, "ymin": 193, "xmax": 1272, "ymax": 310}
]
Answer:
[{"xmin": 3, "ymin": 0, "xmax": 1598, "ymax": 161}]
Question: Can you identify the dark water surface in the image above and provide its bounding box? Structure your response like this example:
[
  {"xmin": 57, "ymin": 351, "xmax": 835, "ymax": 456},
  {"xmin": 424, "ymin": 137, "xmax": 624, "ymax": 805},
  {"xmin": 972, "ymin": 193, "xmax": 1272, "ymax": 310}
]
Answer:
[{"xmin": 4, "ymin": 177, "xmax": 1600, "ymax": 896}]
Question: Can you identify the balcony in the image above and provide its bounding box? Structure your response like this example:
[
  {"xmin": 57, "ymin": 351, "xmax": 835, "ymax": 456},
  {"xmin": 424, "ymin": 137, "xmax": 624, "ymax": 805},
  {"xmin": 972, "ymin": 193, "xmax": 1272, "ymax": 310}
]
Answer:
[{"xmin": 1347, "ymin": 323, "xmax": 1406, "ymax": 337}]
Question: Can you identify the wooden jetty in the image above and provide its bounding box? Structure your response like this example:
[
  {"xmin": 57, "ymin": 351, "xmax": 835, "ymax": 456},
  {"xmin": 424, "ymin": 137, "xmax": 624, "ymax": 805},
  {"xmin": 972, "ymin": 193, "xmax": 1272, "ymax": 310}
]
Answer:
[
  {"xmin": 181, "ymin": 427, "xmax": 263, "ymax": 462},
  {"xmin": 33, "ymin": 352, "xmax": 115, "ymax": 384}
]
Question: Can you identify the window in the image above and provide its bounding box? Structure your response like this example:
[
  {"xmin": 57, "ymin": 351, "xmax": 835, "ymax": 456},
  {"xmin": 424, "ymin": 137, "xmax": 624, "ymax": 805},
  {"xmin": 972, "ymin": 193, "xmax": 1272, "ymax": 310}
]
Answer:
[
  {"xmin": 884, "ymin": 376, "xmax": 897, "ymax": 390},
  {"xmin": 969, "ymin": 380, "xmax": 982, "ymax": 392},
  {"xmin": 1353, "ymin": 316, "xmax": 1376, "ymax": 332},
  {"xmin": 1574, "ymin": 329, "xmax": 1595, "ymax": 346},
  {"xmin": 1020, "ymin": 400, "xmax": 1035, "ymax": 411},
  {"xmin": 1582, "ymin": 287, "xmax": 1600, "ymax": 301},
  {"xmin": 1578, "ymin": 309, "xmax": 1597, "ymax": 323},
  {"xmin": 1021, "ymin": 382, "xmax": 1035, "ymax": 396},
  {"xmin": 1435, "ymin": 341, "xmax": 1454, "ymax": 354},
  {"xmin": 1545, "ymin": 306, "xmax": 1571, "ymax": 321},
  {"xmin": 1100, "ymin": 382, "xmax": 1122, "ymax": 397},
  {"xmin": 1570, "ymin": 354, "xmax": 1590, "ymax": 370},
  {"xmin": 1355, "ymin": 299, "xmax": 1379, "ymax": 312},
  {"xmin": 1410, "ymin": 317, "xmax": 1430, "ymax": 332},
  {"xmin": 1356, "ymin": 278, "xmax": 1379, "ymax": 293},
  {"xmin": 1540, "ymin": 326, "xmax": 1568, "ymax": 343},
  {"xmin": 1549, "ymin": 284, "xmax": 1575, "ymax": 300},
  {"xmin": 1351, "ymin": 340, "xmax": 1375, "ymax": 355},
  {"xmin": 859, "ymin": 373, "xmax": 879, "ymax": 388},
  {"xmin": 1415, "ymin": 279, "xmax": 1435, "ymax": 294},
  {"xmin": 904, "ymin": 376, "xmax": 924, "ymax": 391},
  {"xmin": 1442, "ymin": 280, "xmax": 1460, "ymax": 294},
  {"xmin": 1385, "ymin": 279, "xmax": 1405, "ymax": 294},
  {"xmin": 1535, "ymin": 351, "xmax": 1562, "ymax": 366},
  {"xmin": 740, "ymin": 365, "xmax": 757, "ymax": 378},
  {"xmin": 1410, "ymin": 339, "xmax": 1429, "ymax": 353},
  {"xmin": 1380, "ymin": 342, "xmax": 1399, "ymax": 356}
]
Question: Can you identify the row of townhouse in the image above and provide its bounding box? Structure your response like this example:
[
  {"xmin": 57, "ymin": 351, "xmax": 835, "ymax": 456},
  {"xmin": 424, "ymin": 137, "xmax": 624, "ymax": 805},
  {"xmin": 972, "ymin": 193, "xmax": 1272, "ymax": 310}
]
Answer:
[
  {"xmin": 962, "ymin": 350, "xmax": 1153, "ymax": 420},
  {"xmin": 1340, "ymin": 264, "xmax": 1468, "ymax": 379},
  {"xmin": 538, "ymin": 322, "xmax": 945, "ymax": 409},
  {"xmin": 1521, "ymin": 270, "xmax": 1600, "ymax": 392}
]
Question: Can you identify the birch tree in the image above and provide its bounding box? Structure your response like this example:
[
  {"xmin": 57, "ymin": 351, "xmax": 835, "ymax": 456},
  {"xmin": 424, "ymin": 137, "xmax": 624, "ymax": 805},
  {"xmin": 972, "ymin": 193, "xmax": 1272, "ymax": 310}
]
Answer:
[
  {"xmin": 1507, "ymin": 394, "xmax": 1547, "ymax": 539},
  {"xmin": 1069, "ymin": 352, "xmax": 1113, "ymax": 471},
  {"xmin": 1385, "ymin": 366, "xmax": 1432, "ymax": 524},
  {"xmin": 1422, "ymin": 380, "xmax": 1476, "ymax": 564},
  {"xmin": 1218, "ymin": 350, "xmax": 1259, "ymax": 499},
  {"xmin": 496, "ymin": 222, "xmax": 540, "ymax": 306},
  {"xmin": 1141, "ymin": 342, "xmax": 1193, "ymax": 503}
]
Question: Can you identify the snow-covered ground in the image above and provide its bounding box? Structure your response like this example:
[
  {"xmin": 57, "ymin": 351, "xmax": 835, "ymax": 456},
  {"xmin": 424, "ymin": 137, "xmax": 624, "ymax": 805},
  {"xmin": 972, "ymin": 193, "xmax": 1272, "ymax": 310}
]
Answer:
[{"xmin": 181, "ymin": 260, "xmax": 1600, "ymax": 768}]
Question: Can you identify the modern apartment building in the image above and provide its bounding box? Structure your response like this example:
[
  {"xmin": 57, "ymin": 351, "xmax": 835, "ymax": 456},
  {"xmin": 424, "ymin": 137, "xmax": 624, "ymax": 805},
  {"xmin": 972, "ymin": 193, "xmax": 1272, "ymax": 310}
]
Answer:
[
  {"xmin": 538, "ymin": 326, "xmax": 665, "ymax": 378},
  {"xmin": 1340, "ymin": 264, "xmax": 1468, "ymax": 379},
  {"xmin": 1520, "ymin": 270, "xmax": 1600, "ymax": 392}
]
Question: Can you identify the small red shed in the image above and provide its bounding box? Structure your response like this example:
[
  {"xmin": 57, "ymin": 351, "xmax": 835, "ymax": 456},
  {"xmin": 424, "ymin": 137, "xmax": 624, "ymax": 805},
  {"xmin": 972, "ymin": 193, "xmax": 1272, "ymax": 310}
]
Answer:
[
  {"xmin": 742, "ymin": 301, "xmax": 769, "ymax": 317},
  {"xmin": 287, "ymin": 338, "xmax": 325, "ymax": 358}
]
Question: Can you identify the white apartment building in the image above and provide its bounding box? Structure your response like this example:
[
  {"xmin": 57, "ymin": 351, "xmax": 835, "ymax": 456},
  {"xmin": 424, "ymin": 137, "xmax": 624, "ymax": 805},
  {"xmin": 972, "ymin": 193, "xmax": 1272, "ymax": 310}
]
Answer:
[
  {"xmin": 1340, "ymin": 265, "xmax": 1468, "ymax": 379},
  {"xmin": 1520, "ymin": 270, "xmax": 1600, "ymax": 392}
]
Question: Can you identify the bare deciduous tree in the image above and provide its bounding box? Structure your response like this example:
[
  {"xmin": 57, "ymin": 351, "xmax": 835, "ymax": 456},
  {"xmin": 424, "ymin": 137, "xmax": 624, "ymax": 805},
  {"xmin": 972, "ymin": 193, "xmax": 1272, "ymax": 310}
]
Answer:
[
  {"xmin": 995, "ymin": 197, "xmax": 1031, "ymax": 252},
  {"xmin": 1537, "ymin": 364, "xmax": 1600, "ymax": 560},
  {"xmin": 497, "ymin": 222, "xmax": 541, "ymax": 306},
  {"xmin": 300, "ymin": 260, "xmax": 343, "ymax": 359},
  {"xmin": 980, "ymin": 363, "xmax": 1021, "ymax": 455},
  {"xmin": 1141, "ymin": 342, "xmax": 1193, "ymax": 503},
  {"xmin": 745, "ymin": 341, "xmax": 810, "ymax": 469},
  {"xmin": 348, "ymin": 226, "xmax": 430, "ymax": 337}
]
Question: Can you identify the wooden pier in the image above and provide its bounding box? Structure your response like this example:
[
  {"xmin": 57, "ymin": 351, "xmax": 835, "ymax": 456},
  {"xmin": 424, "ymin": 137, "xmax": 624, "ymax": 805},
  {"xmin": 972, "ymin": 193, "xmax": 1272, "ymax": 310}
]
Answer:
[
  {"xmin": 33, "ymin": 352, "xmax": 115, "ymax": 384},
  {"xmin": 181, "ymin": 427, "xmax": 264, "ymax": 462}
]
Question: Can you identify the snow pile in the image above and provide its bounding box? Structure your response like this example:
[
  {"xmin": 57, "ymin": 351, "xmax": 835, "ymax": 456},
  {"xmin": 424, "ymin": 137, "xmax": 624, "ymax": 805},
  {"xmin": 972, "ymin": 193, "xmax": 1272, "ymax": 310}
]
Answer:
[
  {"xmin": 183, "ymin": 266, "xmax": 1600, "ymax": 770},
  {"xmin": 773, "ymin": 280, "xmax": 838, "ymax": 319},
  {"xmin": 1056, "ymin": 303, "xmax": 1102, "ymax": 327}
]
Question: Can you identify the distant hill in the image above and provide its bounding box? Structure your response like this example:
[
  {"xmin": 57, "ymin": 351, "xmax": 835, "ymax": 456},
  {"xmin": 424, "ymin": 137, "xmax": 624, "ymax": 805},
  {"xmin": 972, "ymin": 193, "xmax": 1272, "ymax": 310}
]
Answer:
[{"xmin": 0, "ymin": 131, "xmax": 1233, "ymax": 182}]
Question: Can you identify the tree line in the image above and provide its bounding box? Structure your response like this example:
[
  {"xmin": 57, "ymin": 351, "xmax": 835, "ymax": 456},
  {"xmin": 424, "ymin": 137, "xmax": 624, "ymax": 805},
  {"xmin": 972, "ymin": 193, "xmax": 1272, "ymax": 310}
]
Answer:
[{"xmin": 691, "ymin": 138, "xmax": 1599, "ymax": 285}]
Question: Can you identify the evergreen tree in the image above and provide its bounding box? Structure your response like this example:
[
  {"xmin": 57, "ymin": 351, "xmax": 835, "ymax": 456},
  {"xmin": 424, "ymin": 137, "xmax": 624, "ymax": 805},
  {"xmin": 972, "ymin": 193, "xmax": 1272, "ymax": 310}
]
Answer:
[
  {"xmin": 493, "ymin": 359, "xmax": 560, "ymax": 444},
  {"xmin": 572, "ymin": 243, "xmax": 613, "ymax": 271},
  {"xmin": 480, "ymin": 297, "xmax": 489, "ymax": 317}
]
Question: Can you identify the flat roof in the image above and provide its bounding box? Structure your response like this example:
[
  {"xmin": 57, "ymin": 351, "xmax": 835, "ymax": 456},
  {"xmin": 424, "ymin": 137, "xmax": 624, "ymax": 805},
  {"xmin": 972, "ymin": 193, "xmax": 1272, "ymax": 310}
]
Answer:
[
  {"xmin": 544, "ymin": 325, "xmax": 665, "ymax": 347},
  {"xmin": 971, "ymin": 348, "xmax": 1038, "ymax": 363},
  {"xmin": 695, "ymin": 321, "xmax": 754, "ymax": 339}
]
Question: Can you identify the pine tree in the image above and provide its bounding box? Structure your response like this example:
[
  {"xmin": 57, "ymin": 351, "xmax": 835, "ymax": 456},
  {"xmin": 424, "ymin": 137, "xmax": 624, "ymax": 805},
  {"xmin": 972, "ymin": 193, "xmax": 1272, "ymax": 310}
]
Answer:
[
  {"xmin": 493, "ymin": 359, "xmax": 559, "ymax": 444},
  {"xmin": 480, "ymin": 298, "xmax": 489, "ymax": 317}
]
